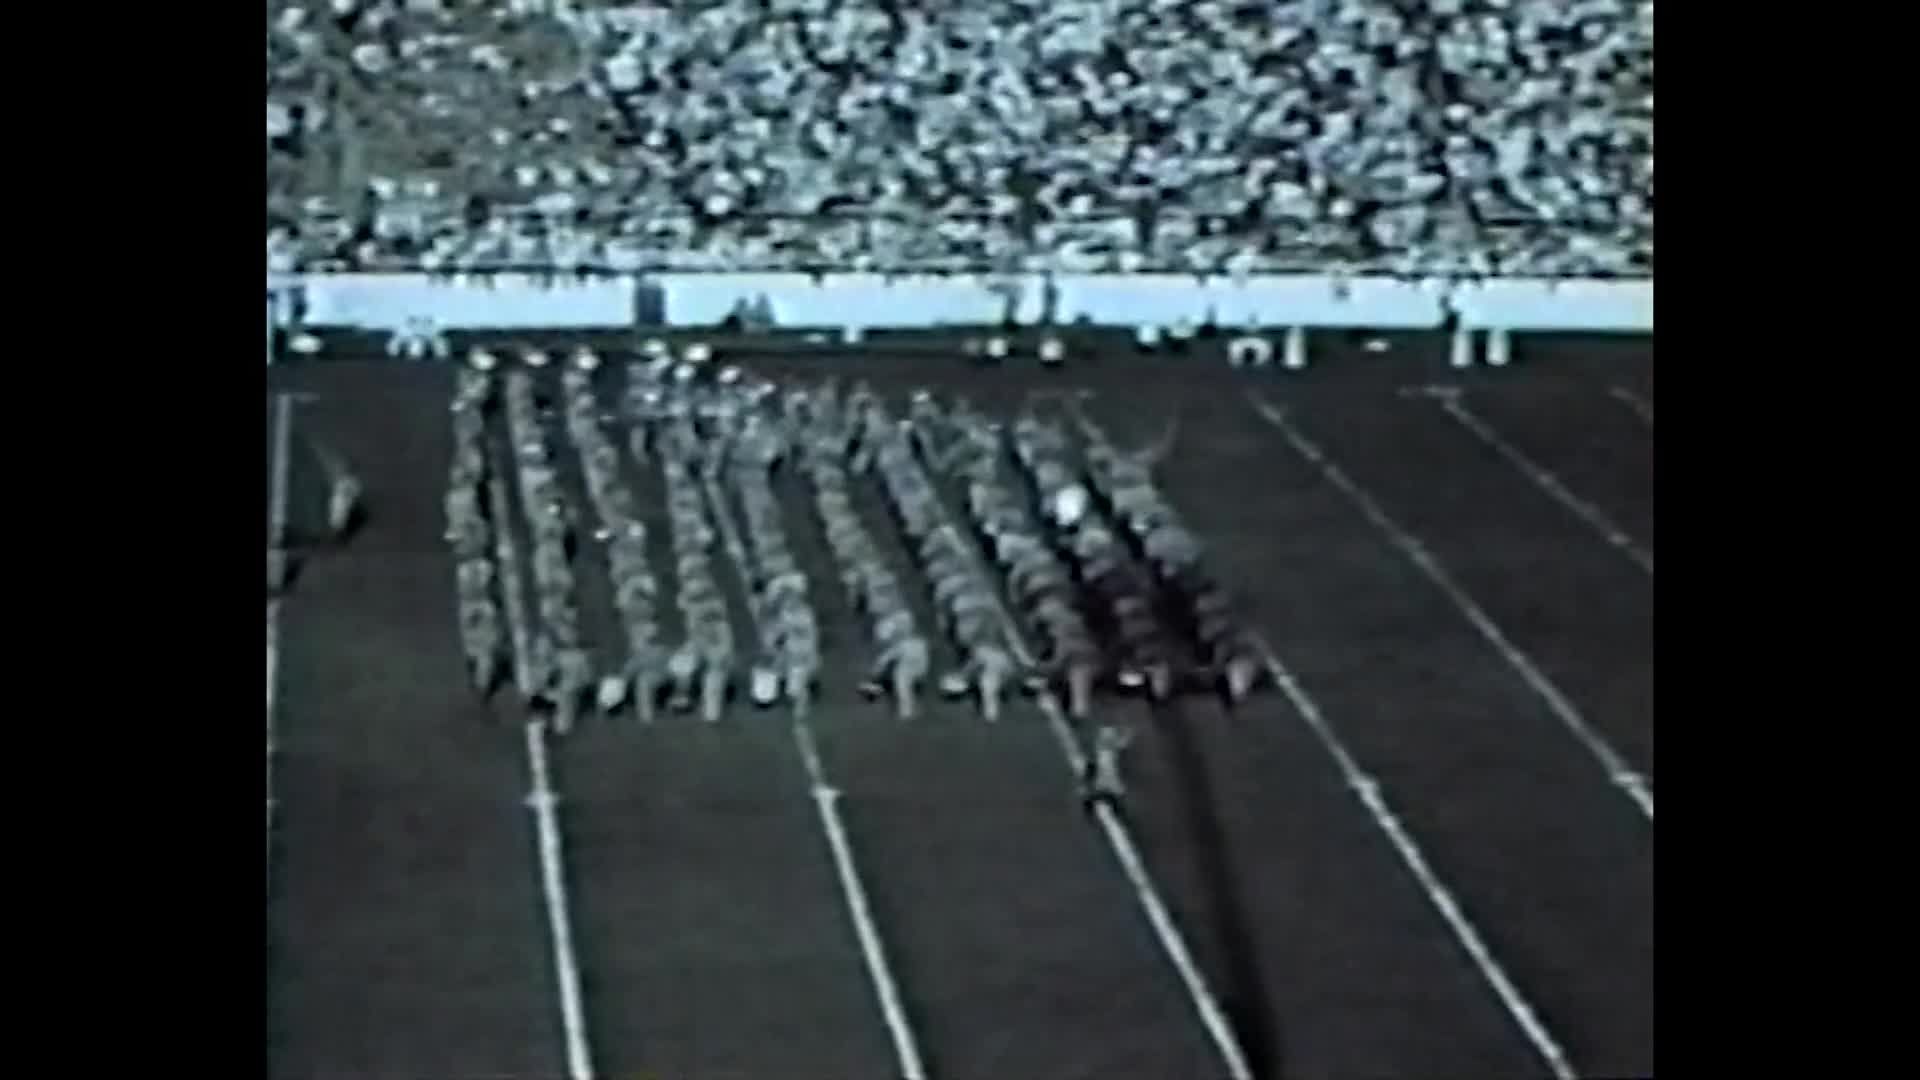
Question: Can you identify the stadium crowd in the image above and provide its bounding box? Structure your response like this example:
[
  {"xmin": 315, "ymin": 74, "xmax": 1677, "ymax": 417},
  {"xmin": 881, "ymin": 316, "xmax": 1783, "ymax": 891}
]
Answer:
[{"xmin": 268, "ymin": 0, "xmax": 1651, "ymax": 277}]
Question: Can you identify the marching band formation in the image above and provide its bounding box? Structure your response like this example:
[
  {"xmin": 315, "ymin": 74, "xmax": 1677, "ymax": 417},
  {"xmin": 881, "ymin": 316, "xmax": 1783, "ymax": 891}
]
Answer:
[
  {"xmin": 563, "ymin": 354, "xmax": 666, "ymax": 722},
  {"xmin": 444, "ymin": 342, "xmax": 1267, "ymax": 778},
  {"xmin": 448, "ymin": 367, "xmax": 506, "ymax": 698},
  {"xmin": 853, "ymin": 385, "xmax": 1021, "ymax": 724},
  {"xmin": 792, "ymin": 388, "xmax": 933, "ymax": 721},
  {"xmin": 1067, "ymin": 399, "xmax": 1267, "ymax": 706}
]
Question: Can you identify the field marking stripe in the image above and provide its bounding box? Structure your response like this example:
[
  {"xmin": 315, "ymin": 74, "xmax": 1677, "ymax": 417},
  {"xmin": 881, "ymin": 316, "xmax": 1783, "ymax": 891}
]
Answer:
[
  {"xmin": 1250, "ymin": 634, "xmax": 1578, "ymax": 1080},
  {"xmin": 267, "ymin": 598, "xmax": 280, "ymax": 889},
  {"xmin": 892, "ymin": 418, "xmax": 1256, "ymax": 1080},
  {"xmin": 700, "ymin": 470, "xmax": 930, "ymax": 1080},
  {"xmin": 1413, "ymin": 388, "xmax": 1652, "ymax": 575},
  {"xmin": 523, "ymin": 721, "xmax": 598, "ymax": 1080},
  {"xmin": 992, "ymin": 594, "xmax": 1257, "ymax": 1080},
  {"xmin": 270, "ymin": 393, "xmax": 294, "ymax": 548},
  {"xmin": 1247, "ymin": 394, "xmax": 1653, "ymax": 822},
  {"xmin": 267, "ymin": 393, "xmax": 294, "ymax": 895},
  {"xmin": 792, "ymin": 721, "xmax": 930, "ymax": 1080},
  {"xmin": 1608, "ymin": 386, "xmax": 1654, "ymax": 427},
  {"xmin": 1070, "ymin": 396, "xmax": 1577, "ymax": 1077},
  {"xmin": 477, "ymin": 385, "xmax": 586, "ymax": 1077}
]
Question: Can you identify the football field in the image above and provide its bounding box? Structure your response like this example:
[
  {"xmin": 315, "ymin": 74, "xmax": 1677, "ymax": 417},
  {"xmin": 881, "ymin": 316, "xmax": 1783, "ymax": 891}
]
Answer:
[{"xmin": 265, "ymin": 329, "xmax": 1653, "ymax": 1080}]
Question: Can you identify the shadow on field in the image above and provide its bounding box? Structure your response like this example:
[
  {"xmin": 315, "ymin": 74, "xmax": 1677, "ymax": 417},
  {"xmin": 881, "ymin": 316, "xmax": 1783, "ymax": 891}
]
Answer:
[{"xmin": 1152, "ymin": 699, "xmax": 1287, "ymax": 1080}]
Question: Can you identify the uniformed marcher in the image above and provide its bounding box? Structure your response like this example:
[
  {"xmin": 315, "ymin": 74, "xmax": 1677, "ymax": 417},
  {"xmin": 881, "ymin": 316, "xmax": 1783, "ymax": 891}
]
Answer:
[
  {"xmin": 561, "ymin": 363, "xmax": 666, "ymax": 722},
  {"xmin": 1081, "ymin": 724, "xmax": 1133, "ymax": 807},
  {"xmin": 860, "ymin": 396, "xmax": 1022, "ymax": 723},
  {"xmin": 1070, "ymin": 404, "xmax": 1268, "ymax": 705},
  {"xmin": 661, "ymin": 428, "xmax": 736, "ymax": 722},
  {"xmin": 302, "ymin": 432, "xmax": 366, "ymax": 542},
  {"xmin": 792, "ymin": 384, "xmax": 935, "ymax": 720}
]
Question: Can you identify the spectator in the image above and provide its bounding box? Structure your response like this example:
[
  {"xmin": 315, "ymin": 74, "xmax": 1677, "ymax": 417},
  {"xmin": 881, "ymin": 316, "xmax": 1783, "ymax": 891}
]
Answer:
[{"xmin": 266, "ymin": 0, "xmax": 1652, "ymax": 277}]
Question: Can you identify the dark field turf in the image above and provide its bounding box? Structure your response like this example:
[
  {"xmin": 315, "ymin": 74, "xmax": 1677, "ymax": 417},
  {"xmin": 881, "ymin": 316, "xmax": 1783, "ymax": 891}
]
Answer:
[{"xmin": 265, "ymin": 329, "xmax": 1653, "ymax": 1080}]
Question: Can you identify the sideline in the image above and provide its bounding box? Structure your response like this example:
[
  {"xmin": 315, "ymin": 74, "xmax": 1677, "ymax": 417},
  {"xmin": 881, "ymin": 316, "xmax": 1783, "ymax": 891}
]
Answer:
[{"xmin": 267, "ymin": 392, "xmax": 294, "ymax": 893}]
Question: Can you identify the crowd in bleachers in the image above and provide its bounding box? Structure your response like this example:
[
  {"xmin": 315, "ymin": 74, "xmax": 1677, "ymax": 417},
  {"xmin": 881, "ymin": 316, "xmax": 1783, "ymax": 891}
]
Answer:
[{"xmin": 267, "ymin": 0, "xmax": 1652, "ymax": 278}]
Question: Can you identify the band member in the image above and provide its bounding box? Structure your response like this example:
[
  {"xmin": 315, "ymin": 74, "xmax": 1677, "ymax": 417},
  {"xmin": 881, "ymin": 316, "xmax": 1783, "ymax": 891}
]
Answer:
[{"xmin": 1081, "ymin": 724, "xmax": 1133, "ymax": 807}]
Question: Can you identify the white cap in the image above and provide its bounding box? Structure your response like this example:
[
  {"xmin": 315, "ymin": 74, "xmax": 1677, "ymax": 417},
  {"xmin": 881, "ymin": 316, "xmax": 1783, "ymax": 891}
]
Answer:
[
  {"xmin": 985, "ymin": 336, "xmax": 1010, "ymax": 359},
  {"xmin": 684, "ymin": 342, "xmax": 713, "ymax": 364},
  {"xmin": 1038, "ymin": 337, "xmax": 1066, "ymax": 364},
  {"xmin": 1049, "ymin": 485, "xmax": 1091, "ymax": 527},
  {"xmin": 596, "ymin": 676, "xmax": 630, "ymax": 712},
  {"xmin": 470, "ymin": 349, "xmax": 499, "ymax": 371},
  {"xmin": 750, "ymin": 667, "xmax": 781, "ymax": 706},
  {"xmin": 524, "ymin": 350, "xmax": 550, "ymax": 368},
  {"xmin": 573, "ymin": 347, "xmax": 600, "ymax": 371}
]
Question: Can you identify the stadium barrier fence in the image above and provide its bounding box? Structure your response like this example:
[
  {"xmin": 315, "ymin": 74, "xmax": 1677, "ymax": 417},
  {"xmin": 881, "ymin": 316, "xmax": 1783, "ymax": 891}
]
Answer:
[{"xmin": 269, "ymin": 271, "xmax": 1652, "ymax": 336}]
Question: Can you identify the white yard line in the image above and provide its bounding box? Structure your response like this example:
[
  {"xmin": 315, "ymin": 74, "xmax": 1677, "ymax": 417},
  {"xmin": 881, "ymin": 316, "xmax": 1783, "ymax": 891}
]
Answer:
[
  {"xmin": 1250, "ymin": 634, "xmax": 1578, "ymax": 1080},
  {"xmin": 266, "ymin": 598, "xmax": 281, "ymax": 887},
  {"xmin": 1055, "ymin": 701, "xmax": 1255, "ymax": 1080},
  {"xmin": 1410, "ymin": 387, "xmax": 1653, "ymax": 575},
  {"xmin": 480, "ymin": 399, "xmax": 590, "ymax": 1077},
  {"xmin": 270, "ymin": 393, "xmax": 295, "ymax": 548},
  {"xmin": 1609, "ymin": 386, "xmax": 1654, "ymax": 428},
  {"xmin": 1248, "ymin": 395, "xmax": 1653, "ymax": 822},
  {"xmin": 267, "ymin": 392, "xmax": 294, "ymax": 893},
  {"xmin": 891, "ymin": 434, "xmax": 1255, "ymax": 1080},
  {"xmin": 700, "ymin": 473, "xmax": 930, "ymax": 1080},
  {"xmin": 1040, "ymin": 399, "xmax": 1574, "ymax": 1078},
  {"xmin": 523, "ymin": 721, "xmax": 598, "ymax": 1080},
  {"xmin": 792, "ymin": 722, "xmax": 930, "ymax": 1080}
]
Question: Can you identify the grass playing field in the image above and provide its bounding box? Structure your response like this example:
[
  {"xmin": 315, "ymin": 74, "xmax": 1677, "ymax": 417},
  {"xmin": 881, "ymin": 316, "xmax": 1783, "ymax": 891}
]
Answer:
[{"xmin": 265, "ymin": 328, "xmax": 1653, "ymax": 1080}]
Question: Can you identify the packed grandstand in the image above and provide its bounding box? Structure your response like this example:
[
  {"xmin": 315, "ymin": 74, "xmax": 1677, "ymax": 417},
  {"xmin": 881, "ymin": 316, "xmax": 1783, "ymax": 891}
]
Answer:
[{"xmin": 266, "ymin": 0, "xmax": 1652, "ymax": 278}]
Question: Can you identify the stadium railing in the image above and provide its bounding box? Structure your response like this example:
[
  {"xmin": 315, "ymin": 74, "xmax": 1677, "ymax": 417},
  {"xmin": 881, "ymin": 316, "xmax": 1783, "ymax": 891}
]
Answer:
[
  {"xmin": 267, "ymin": 267, "xmax": 1651, "ymax": 337},
  {"xmin": 267, "ymin": 208, "xmax": 1649, "ymax": 339}
]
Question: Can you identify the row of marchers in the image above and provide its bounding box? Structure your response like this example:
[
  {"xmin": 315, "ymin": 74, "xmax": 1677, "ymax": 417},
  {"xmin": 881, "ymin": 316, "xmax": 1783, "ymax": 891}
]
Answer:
[{"xmin": 443, "ymin": 347, "xmax": 1266, "ymax": 729}]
